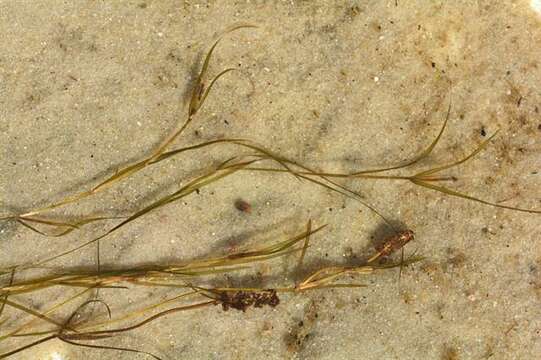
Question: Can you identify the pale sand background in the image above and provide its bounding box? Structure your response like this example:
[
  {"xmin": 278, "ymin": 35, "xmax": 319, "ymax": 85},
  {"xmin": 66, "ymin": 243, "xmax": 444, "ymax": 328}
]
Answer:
[{"xmin": 1, "ymin": 1, "xmax": 541, "ymax": 359}]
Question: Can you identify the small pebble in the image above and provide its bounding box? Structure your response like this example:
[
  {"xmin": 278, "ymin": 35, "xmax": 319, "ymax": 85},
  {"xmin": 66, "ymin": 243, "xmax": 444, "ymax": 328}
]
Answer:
[{"xmin": 234, "ymin": 199, "xmax": 252, "ymax": 213}]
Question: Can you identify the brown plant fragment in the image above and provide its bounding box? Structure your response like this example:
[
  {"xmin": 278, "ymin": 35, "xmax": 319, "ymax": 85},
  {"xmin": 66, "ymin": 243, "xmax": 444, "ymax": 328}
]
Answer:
[{"xmin": 368, "ymin": 229, "xmax": 415, "ymax": 263}]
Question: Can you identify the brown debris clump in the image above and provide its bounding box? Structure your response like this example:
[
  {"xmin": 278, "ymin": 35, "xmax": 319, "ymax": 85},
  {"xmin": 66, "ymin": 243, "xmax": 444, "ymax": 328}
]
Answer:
[{"xmin": 218, "ymin": 289, "xmax": 280, "ymax": 312}]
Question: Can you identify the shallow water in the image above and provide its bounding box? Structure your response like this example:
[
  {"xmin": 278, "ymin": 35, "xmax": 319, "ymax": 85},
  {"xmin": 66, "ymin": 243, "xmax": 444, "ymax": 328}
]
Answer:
[{"xmin": 1, "ymin": 1, "xmax": 540, "ymax": 359}]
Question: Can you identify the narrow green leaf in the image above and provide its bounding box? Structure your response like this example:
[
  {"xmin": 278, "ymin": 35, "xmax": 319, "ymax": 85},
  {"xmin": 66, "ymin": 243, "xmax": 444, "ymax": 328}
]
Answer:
[{"xmin": 411, "ymin": 179, "xmax": 541, "ymax": 214}]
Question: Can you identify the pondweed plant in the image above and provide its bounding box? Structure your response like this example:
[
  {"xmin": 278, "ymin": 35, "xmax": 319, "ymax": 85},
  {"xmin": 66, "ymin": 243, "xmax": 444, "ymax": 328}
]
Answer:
[
  {"xmin": 0, "ymin": 223, "xmax": 421, "ymax": 359},
  {"xmin": 1, "ymin": 25, "xmax": 540, "ymax": 358}
]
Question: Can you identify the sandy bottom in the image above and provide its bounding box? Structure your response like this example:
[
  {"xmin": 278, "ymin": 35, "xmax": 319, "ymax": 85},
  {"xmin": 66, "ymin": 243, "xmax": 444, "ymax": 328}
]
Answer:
[{"xmin": 1, "ymin": 1, "xmax": 541, "ymax": 359}]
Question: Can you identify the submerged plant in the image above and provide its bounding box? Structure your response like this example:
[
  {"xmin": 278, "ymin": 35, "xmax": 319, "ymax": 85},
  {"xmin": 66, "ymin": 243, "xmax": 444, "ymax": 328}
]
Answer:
[
  {"xmin": 1, "ymin": 24, "xmax": 539, "ymax": 359},
  {"xmin": 0, "ymin": 222, "xmax": 419, "ymax": 359}
]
